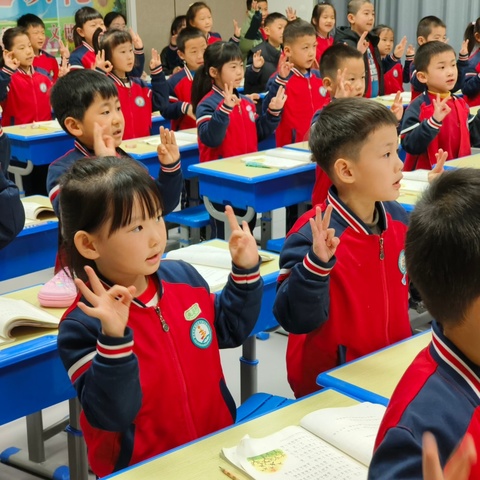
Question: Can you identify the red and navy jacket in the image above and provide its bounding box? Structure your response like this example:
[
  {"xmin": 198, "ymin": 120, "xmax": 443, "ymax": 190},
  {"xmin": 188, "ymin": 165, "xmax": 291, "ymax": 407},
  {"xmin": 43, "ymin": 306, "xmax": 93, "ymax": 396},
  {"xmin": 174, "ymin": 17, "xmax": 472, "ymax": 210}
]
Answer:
[
  {"xmin": 462, "ymin": 48, "xmax": 480, "ymax": 107},
  {"xmin": 196, "ymin": 84, "xmax": 281, "ymax": 162},
  {"xmin": 57, "ymin": 258, "xmax": 263, "ymax": 477},
  {"xmin": 161, "ymin": 66, "xmax": 197, "ymax": 131},
  {"xmin": 244, "ymin": 41, "xmax": 282, "ymax": 95},
  {"xmin": 409, "ymin": 53, "xmax": 469, "ymax": 100},
  {"xmin": 47, "ymin": 140, "xmax": 182, "ymax": 217},
  {"xmin": 0, "ymin": 65, "xmax": 52, "ymax": 126},
  {"xmin": 369, "ymin": 321, "xmax": 480, "ymax": 480},
  {"xmin": 382, "ymin": 55, "xmax": 413, "ymax": 95},
  {"xmin": 401, "ymin": 92, "xmax": 480, "ymax": 171},
  {"xmin": 33, "ymin": 49, "xmax": 59, "ymax": 81},
  {"xmin": 263, "ymin": 68, "xmax": 328, "ymax": 147},
  {"xmin": 70, "ymin": 41, "xmax": 145, "ymax": 77},
  {"xmin": 106, "ymin": 66, "xmax": 167, "ymax": 140},
  {"xmin": 315, "ymin": 35, "xmax": 334, "ymax": 64},
  {"xmin": 206, "ymin": 32, "xmax": 240, "ymax": 45},
  {"xmin": 273, "ymin": 187, "xmax": 411, "ymax": 398},
  {"xmin": 0, "ymin": 128, "xmax": 25, "ymax": 249}
]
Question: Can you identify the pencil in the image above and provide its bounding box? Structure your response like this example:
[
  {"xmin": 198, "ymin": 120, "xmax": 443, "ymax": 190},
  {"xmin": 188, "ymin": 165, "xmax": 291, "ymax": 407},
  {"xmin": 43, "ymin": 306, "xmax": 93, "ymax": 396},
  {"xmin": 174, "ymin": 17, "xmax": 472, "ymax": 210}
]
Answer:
[{"xmin": 219, "ymin": 465, "xmax": 242, "ymax": 480}]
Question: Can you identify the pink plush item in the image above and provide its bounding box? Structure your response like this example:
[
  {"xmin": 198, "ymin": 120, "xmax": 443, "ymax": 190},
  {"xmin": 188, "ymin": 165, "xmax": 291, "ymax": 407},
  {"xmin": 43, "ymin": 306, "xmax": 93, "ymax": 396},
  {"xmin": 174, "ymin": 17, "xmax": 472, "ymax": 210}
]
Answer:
[{"xmin": 38, "ymin": 268, "xmax": 78, "ymax": 308}]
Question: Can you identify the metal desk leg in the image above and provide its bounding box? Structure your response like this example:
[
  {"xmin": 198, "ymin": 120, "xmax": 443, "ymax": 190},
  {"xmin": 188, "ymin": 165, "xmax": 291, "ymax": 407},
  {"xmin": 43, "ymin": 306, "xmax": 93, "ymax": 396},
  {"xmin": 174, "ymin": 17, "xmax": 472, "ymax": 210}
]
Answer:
[
  {"xmin": 260, "ymin": 211, "xmax": 273, "ymax": 250},
  {"xmin": 66, "ymin": 398, "xmax": 89, "ymax": 480},
  {"xmin": 240, "ymin": 336, "xmax": 258, "ymax": 403},
  {"xmin": 7, "ymin": 160, "xmax": 34, "ymax": 195}
]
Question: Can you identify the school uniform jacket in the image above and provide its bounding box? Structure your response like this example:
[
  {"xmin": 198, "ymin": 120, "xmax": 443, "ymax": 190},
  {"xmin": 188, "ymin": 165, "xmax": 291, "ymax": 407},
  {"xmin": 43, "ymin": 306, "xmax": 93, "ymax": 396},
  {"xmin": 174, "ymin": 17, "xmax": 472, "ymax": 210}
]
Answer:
[
  {"xmin": 0, "ymin": 128, "xmax": 25, "ymax": 249},
  {"xmin": 462, "ymin": 49, "xmax": 480, "ymax": 107},
  {"xmin": 107, "ymin": 66, "xmax": 167, "ymax": 140},
  {"xmin": 244, "ymin": 41, "xmax": 282, "ymax": 94},
  {"xmin": 47, "ymin": 140, "xmax": 182, "ymax": 217},
  {"xmin": 383, "ymin": 55, "xmax": 413, "ymax": 95},
  {"xmin": 263, "ymin": 68, "xmax": 328, "ymax": 147},
  {"xmin": 400, "ymin": 91, "xmax": 480, "ymax": 171},
  {"xmin": 161, "ymin": 66, "xmax": 197, "ymax": 131},
  {"xmin": 33, "ymin": 49, "xmax": 59, "ymax": 81},
  {"xmin": 315, "ymin": 35, "xmax": 334, "ymax": 64},
  {"xmin": 196, "ymin": 84, "xmax": 281, "ymax": 162},
  {"xmin": 273, "ymin": 188, "xmax": 411, "ymax": 398},
  {"xmin": 57, "ymin": 259, "xmax": 263, "ymax": 477},
  {"xmin": 70, "ymin": 41, "xmax": 145, "ymax": 77},
  {"xmin": 369, "ymin": 321, "xmax": 480, "ymax": 480},
  {"xmin": 0, "ymin": 65, "xmax": 52, "ymax": 126}
]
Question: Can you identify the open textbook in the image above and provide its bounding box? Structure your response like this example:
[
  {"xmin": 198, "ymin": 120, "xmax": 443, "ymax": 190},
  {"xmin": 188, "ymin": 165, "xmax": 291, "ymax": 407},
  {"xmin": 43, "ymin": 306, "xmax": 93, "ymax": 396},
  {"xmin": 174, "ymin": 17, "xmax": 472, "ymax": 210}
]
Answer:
[
  {"xmin": 242, "ymin": 148, "xmax": 312, "ymax": 170},
  {"xmin": 21, "ymin": 196, "xmax": 57, "ymax": 227},
  {"xmin": 0, "ymin": 297, "xmax": 60, "ymax": 345},
  {"xmin": 165, "ymin": 244, "xmax": 275, "ymax": 291},
  {"xmin": 221, "ymin": 402, "xmax": 386, "ymax": 480},
  {"xmin": 400, "ymin": 169, "xmax": 430, "ymax": 194}
]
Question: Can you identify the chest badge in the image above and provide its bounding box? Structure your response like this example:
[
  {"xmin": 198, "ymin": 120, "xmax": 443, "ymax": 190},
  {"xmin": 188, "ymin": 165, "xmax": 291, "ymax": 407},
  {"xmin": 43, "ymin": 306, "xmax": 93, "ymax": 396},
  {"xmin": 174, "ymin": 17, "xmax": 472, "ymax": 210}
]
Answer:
[
  {"xmin": 319, "ymin": 86, "xmax": 328, "ymax": 97},
  {"xmin": 135, "ymin": 96, "xmax": 146, "ymax": 107},
  {"xmin": 190, "ymin": 319, "xmax": 212, "ymax": 349},
  {"xmin": 393, "ymin": 69, "xmax": 399, "ymax": 78},
  {"xmin": 184, "ymin": 303, "xmax": 201, "ymax": 321},
  {"xmin": 39, "ymin": 82, "xmax": 47, "ymax": 93},
  {"xmin": 398, "ymin": 250, "xmax": 407, "ymax": 285}
]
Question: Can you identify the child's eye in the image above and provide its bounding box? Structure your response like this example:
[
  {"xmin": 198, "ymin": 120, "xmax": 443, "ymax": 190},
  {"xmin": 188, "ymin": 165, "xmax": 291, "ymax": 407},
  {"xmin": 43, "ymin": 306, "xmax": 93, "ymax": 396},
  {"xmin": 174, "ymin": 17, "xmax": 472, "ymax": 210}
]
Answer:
[
  {"xmin": 384, "ymin": 152, "xmax": 391, "ymax": 158},
  {"xmin": 132, "ymin": 225, "xmax": 143, "ymax": 232},
  {"xmin": 156, "ymin": 214, "xmax": 163, "ymax": 223}
]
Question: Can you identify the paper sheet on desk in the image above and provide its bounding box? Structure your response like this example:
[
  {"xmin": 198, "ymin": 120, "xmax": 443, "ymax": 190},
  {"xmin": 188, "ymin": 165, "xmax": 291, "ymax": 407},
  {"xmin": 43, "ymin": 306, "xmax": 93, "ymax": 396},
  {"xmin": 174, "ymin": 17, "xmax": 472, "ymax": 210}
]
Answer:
[
  {"xmin": 33, "ymin": 119, "xmax": 63, "ymax": 130},
  {"xmin": 262, "ymin": 149, "xmax": 312, "ymax": 163},
  {"xmin": 243, "ymin": 155, "xmax": 308, "ymax": 170},
  {"xmin": 144, "ymin": 138, "xmax": 194, "ymax": 147}
]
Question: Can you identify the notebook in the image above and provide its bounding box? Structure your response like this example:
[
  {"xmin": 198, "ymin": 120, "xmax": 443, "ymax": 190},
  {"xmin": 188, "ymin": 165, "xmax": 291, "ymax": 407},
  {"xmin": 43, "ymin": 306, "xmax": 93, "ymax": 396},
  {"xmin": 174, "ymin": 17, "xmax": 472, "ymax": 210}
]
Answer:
[{"xmin": 21, "ymin": 196, "xmax": 57, "ymax": 227}]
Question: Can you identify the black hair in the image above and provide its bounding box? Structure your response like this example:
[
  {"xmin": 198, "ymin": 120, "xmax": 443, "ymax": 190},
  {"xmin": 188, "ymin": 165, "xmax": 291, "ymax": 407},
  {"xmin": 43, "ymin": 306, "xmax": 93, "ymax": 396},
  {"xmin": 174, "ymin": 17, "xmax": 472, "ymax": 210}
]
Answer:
[
  {"xmin": 50, "ymin": 69, "xmax": 118, "ymax": 133},
  {"xmin": 372, "ymin": 24, "xmax": 393, "ymax": 37},
  {"xmin": 406, "ymin": 169, "xmax": 480, "ymax": 325},
  {"xmin": 17, "ymin": 13, "xmax": 45, "ymax": 29},
  {"xmin": 59, "ymin": 156, "xmax": 164, "ymax": 281},
  {"xmin": 347, "ymin": 0, "xmax": 372, "ymax": 16},
  {"xmin": 309, "ymin": 97, "xmax": 397, "ymax": 176},
  {"xmin": 186, "ymin": 2, "xmax": 211, "ymax": 28},
  {"xmin": 191, "ymin": 41, "xmax": 242, "ymax": 113},
  {"xmin": 73, "ymin": 6, "xmax": 103, "ymax": 47},
  {"xmin": 96, "ymin": 28, "xmax": 133, "ymax": 65},
  {"xmin": 177, "ymin": 27, "xmax": 206, "ymax": 52},
  {"xmin": 264, "ymin": 12, "xmax": 287, "ymax": 28},
  {"xmin": 104, "ymin": 11, "xmax": 127, "ymax": 30},
  {"xmin": 464, "ymin": 18, "xmax": 480, "ymax": 56},
  {"xmin": 319, "ymin": 43, "xmax": 363, "ymax": 78},
  {"xmin": 246, "ymin": 0, "xmax": 267, "ymax": 9},
  {"xmin": 0, "ymin": 27, "xmax": 28, "ymax": 68},
  {"xmin": 311, "ymin": 2, "xmax": 336, "ymax": 31},
  {"xmin": 283, "ymin": 19, "xmax": 316, "ymax": 46},
  {"xmin": 416, "ymin": 15, "xmax": 446, "ymax": 41},
  {"xmin": 170, "ymin": 15, "xmax": 187, "ymax": 36},
  {"xmin": 414, "ymin": 41, "xmax": 455, "ymax": 73}
]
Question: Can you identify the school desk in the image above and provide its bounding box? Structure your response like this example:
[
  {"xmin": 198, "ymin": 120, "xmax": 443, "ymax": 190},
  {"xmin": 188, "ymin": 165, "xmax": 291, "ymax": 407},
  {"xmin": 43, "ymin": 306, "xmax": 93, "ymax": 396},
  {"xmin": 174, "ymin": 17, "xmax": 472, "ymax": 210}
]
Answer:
[
  {"xmin": 101, "ymin": 388, "xmax": 358, "ymax": 480},
  {"xmin": 374, "ymin": 91, "xmax": 411, "ymax": 108},
  {"xmin": 284, "ymin": 141, "xmax": 310, "ymax": 152},
  {"xmin": 443, "ymin": 153, "xmax": 480, "ymax": 169},
  {"xmin": 150, "ymin": 112, "xmax": 169, "ymax": 134},
  {"xmin": 0, "ymin": 286, "xmax": 88, "ymax": 480},
  {"xmin": 316, "ymin": 331, "xmax": 432, "ymax": 406},
  {"xmin": 189, "ymin": 150, "xmax": 316, "ymax": 249}
]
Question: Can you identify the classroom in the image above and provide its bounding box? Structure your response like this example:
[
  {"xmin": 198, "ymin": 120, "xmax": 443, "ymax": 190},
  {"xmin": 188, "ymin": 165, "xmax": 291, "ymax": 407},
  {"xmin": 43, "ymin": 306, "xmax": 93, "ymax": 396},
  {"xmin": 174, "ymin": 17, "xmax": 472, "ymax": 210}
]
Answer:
[{"xmin": 1, "ymin": 0, "xmax": 480, "ymax": 478}]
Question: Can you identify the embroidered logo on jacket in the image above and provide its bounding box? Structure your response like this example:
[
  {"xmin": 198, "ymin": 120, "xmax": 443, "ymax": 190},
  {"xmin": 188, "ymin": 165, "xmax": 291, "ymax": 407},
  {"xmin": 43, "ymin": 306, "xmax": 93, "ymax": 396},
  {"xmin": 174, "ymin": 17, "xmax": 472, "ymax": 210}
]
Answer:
[
  {"xmin": 190, "ymin": 319, "xmax": 212, "ymax": 348},
  {"xmin": 135, "ymin": 96, "xmax": 146, "ymax": 107},
  {"xmin": 393, "ymin": 69, "xmax": 399, "ymax": 78},
  {"xmin": 39, "ymin": 82, "xmax": 47, "ymax": 93},
  {"xmin": 398, "ymin": 250, "xmax": 407, "ymax": 285},
  {"xmin": 184, "ymin": 303, "xmax": 201, "ymax": 321}
]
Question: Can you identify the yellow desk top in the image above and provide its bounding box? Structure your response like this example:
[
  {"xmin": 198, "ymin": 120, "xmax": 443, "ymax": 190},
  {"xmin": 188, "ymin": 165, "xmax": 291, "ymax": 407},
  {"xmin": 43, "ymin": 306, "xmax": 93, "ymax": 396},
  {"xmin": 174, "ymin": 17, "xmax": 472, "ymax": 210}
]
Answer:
[
  {"xmin": 284, "ymin": 141, "xmax": 309, "ymax": 151},
  {"xmin": 374, "ymin": 92, "xmax": 411, "ymax": 107},
  {"xmin": 4, "ymin": 120, "xmax": 63, "ymax": 136},
  {"xmin": 325, "ymin": 332, "xmax": 432, "ymax": 400},
  {"xmin": 105, "ymin": 389, "xmax": 358, "ymax": 480},
  {"xmin": 444, "ymin": 153, "xmax": 480, "ymax": 168},
  {"xmin": 121, "ymin": 130, "xmax": 198, "ymax": 156}
]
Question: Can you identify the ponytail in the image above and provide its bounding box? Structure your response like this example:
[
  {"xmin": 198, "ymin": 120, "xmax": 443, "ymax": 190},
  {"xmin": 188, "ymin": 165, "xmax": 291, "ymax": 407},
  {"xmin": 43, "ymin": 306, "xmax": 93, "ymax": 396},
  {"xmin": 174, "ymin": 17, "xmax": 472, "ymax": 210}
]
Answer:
[{"xmin": 464, "ymin": 18, "xmax": 480, "ymax": 56}]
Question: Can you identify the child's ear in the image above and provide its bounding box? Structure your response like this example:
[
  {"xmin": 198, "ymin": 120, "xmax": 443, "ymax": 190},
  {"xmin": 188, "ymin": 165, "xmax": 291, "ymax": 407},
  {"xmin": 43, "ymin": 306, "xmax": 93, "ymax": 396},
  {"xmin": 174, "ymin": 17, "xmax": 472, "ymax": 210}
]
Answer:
[
  {"xmin": 177, "ymin": 50, "xmax": 186, "ymax": 62},
  {"xmin": 74, "ymin": 231, "xmax": 100, "ymax": 261},
  {"xmin": 283, "ymin": 45, "xmax": 291, "ymax": 57},
  {"xmin": 322, "ymin": 76, "xmax": 333, "ymax": 90},
  {"xmin": 332, "ymin": 157, "xmax": 355, "ymax": 185},
  {"xmin": 417, "ymin": 36, "xmax": 426, "ymax": 46},
  {"xmin": 347, "ymin": 13, "xmax": 355, "ymax": 25},
  {"xmin": 76, "ymin": 26, "xmax": 85, "ymax": 38},
  {"xmin": 208, "ymin": 66, "xmax": 219, "ymax": 79},
  {"xmin": 416, "ymin": 70, "xmax": 428, "ymax": 85},
  {"xmin": 64, "ymin": 116, "xmax": 84, "ymax": 137}
]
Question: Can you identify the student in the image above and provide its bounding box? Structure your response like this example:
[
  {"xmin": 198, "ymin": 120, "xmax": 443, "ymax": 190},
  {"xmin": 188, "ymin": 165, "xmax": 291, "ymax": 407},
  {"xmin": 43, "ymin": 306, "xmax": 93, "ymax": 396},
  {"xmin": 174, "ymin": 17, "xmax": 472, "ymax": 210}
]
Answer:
[
  {"xmin": 0, "ymin": 127, "xmax": 25, "ymax": 249},
  {"xmin": 104, "ymin": 11, "xmax": 127, "ymax": 30},
  {"xmin": 410, "ymin": 15, "xmax": 469, "ymax": 100},
  {"xmin": 311, "ymin": 2, "xmax": 335, "ymax": 65},
  {"xmin": 462, "ymin": 18, "xmax": 480, "ymax": 107},
  {"xmin": 0, "ymin": 27, "xmax": 54, "ymax": 126},
  {"xmin": 244, "ymin": 12, "xmax": 287, "ymax": 96},
  {"xmin": 263, "ymin": 19, "xmax": 327, "ymax": 147},
  {"xmin": 161, "ymin": 27, "xmax": 207, "ymax": 131},
  {"xmin": 372, "ymin": 24, "xmax": 413, "ymax": 95},
  {"xmin": 56, "ymin": 154, "xmax": 263, "ymax": 478},
  {"xmin": 17, "ymin": 13, "xmax": 69, "ymax": 81},
  {"xmin": 239, "ymin": 0, "xmax": 269, "ymax": 60},
  {"xmin": 273, "ymin": 98, "xmax": 413, "ymax": 398},
  {"xmin": 368, "ymin": 168, "xmax": 480, "ymax": 480},
  {"xmin": 95, "ymin": 28, "xmax": 166, "ymax": 139},
  {"xmin": 160, "ymin": 15, "xmax": 186, "ymax": 76},
  {"xmin": 186, "ymin": 2, "xmax": 240, "ymax": 45},
  {"xmin": 401, "ymin": 41, "xmax": 480, "ymax": 171}
]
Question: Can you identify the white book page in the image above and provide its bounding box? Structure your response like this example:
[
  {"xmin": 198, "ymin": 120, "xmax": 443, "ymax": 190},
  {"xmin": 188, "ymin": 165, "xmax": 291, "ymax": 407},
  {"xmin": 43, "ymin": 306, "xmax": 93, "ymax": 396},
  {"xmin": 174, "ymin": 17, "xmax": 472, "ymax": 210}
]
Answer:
[
  {"xmin": 243, "ymin": 155, "xmax": 306, "ymax": 170},
  {"xmin": 300, "ymin": 403, "xmax": 386, "ymax": 467},
  {"xmin": 144, "ymin": 138, "xmax": 194, "ymax": 147},
  {"xmin": 400, "ymin": 179, "xmax": 429, "ymax": 194},
  {"xmin": 222, "ymin": 426, "xmax": 367, "ymax": 480},
  {"xmin": 187, "ymin": 264, "xmax": 230, "ymax": 291},
  {"xmin": 263, "ymin": 149, "xmax": 312, "ymax": 163},
  {"xmin": 402, "ymin": 170, "xmax": 430, "ymax": 182},
  {"xmin": 166, "ymin": 245, "xmax": 232, "ymax": 269}
]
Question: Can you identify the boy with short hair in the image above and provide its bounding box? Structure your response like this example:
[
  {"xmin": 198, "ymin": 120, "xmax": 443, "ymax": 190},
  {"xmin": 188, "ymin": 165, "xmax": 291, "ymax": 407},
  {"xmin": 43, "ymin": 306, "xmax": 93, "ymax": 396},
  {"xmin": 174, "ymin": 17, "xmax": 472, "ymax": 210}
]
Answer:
[
  {"xmin": 239, "ymin": 0, "xmax": 269, "ymax": 60},
  {"xmin": 410, "ymin": 15, "xmax": 469, "ymax": 99},
  {"xmin": 273, "ymin": 97, "xmax": 412, "ymax": 398},
  {"xmin": 368, "ymin": 168, "xmax": 480, "ymax": 480},
  {"xmin": 17, "ymin": 13, "xmax": 69, "ymax": 81},
  {"xmin": 161, "ymin": 27, "xmax": 207, "ymax": 131},
  {"xmin": 263, "ymin": 19, "xmax": 327, "ymax": 146},
  {"xmin": 401, "ymin": 41, "xmax": 480, "ymax": 171},
  {"xmin": 244, "ymin": 12, "xmax": 287, "ymax": 95}
]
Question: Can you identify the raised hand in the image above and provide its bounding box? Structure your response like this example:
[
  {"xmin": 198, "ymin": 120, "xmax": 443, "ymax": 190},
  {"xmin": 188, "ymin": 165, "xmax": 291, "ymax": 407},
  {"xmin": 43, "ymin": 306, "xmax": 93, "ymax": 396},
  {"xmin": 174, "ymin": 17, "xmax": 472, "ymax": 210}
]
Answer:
[
  {"xmin": 233, "ymin": 19, "xmax": 241, "ymax": 38},
  {"xmin": 75, "ymin": 266, "xmax": 137, "ymax": 338},
  {"xmin": 335, "ymin": 68, "xmax": 354, "ymax": 98},
  {"xmin": 93, "ymin": 122, "xmax": 117, "ymax": 157},
  {"xmin": 268, "ymin": 85, "xmax": 287, "ymax": 110},
  {"xmin": 285, "ymin": 6, "xmax": 297, "ymax": 21},
  {"xmin": 129, "ymin": 28, "xmax": 144, "ymax": 49},
  {"xmin": 58, "ymin": 56, "xmax": 71, "ymax": 78},
  {"xmin": 245, "ymin": 93, "xmax": 260, "ymax": 104},
  {"xmin": 223, "ymin": 81, "xmax": 241, "ymax": 109},
  {"xmin": 406, "ymin": 44, "xmax": 415, "ymax": 57},
  {"xmin": 432, "ymin": 94, "xmax": 452, "ymax": 122},
  {"xmin": 428, "ymin": 148, "xmax": 447, "ymax": 183},
  {"xmin": 58, "ymin": 39, "xmax": 70, "ymax": 61},
  {"xmin": 252, "ymin": 50, "xmax": 265, "ymax": 70},
  {"xmin": 150, "ymin": 48, "xmax": 161, "ymax": 70},
  {"xmin": 459, "ymin": 39, "xmax": 469, "ymax": 56},
  {"xmin": 278, "ymin": 53, "xmax": 294, "ymax": 79},
  {"xmin": 394, "ymin": 36, "xmax": 407, "ymax": 59},
  {"xmin": 226, "ymin": 205, "xmax": 259, "ymax": 270},
  {"xmin": 95, "ymin": 49, "xmax": 113, "ymax": 73},
  {"xmin": 157, "ymin": 126, "xmax": 180, "ymax": 166},
  {"xmin": 310, "ymin": 205, "xmax": 340, "ymax": 263},
  {"xmin": 250, "ymin": 0, "xmax": 258, "ymax": 12},
  {"xmin": 3, "ymin": 50, "xmax": 19, "ymax": 70},
  {"xmin": 356, "ymin": 31, "xmax": 369, "ymax": 54},
  {"xmin": 391, "ymin": 91, "xmax": 404, "ymax": 122}
]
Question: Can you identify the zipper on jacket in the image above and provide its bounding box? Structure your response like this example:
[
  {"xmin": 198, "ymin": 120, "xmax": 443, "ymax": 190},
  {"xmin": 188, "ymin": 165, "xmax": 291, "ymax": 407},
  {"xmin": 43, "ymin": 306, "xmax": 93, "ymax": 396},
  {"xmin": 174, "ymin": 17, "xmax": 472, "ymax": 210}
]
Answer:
[
  {"xmin": 154, "ymin": 306, "xmax": 169, "ymax": 332},
  {"xmin": 379, "ymin": 237, "xmax": 385, "ymax": 260}
]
